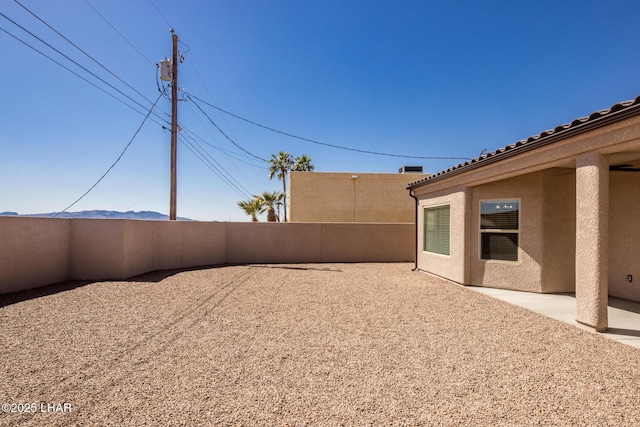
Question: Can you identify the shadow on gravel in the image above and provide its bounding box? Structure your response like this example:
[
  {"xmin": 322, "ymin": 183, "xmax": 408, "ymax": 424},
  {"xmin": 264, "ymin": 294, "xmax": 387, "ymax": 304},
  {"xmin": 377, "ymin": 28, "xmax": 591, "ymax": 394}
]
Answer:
[
  {"xmin": 0, "ymin": 280, "xmax": 93, "ymax": 309},
  {"xmin": 0, "ymin": 264, "xmax": 228, "ymax": 308},
  {"xmin": 0, "ymin": 263, "xmax": 344, "ymax": 308},
  {"xmin": 126, "ymin": 264, "xmax": 228, "ymax": 283}
]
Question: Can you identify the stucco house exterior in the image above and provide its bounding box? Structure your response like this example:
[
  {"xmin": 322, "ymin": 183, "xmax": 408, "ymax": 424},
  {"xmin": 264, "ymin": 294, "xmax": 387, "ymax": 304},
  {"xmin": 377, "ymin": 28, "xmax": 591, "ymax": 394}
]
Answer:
[
  {"xmin": 290, "ymin": 169, "xmax": 429, "ymax": 223},
  {"xmin": 407, "ymin": 95, "xmax": 640, "ymax": 332}
]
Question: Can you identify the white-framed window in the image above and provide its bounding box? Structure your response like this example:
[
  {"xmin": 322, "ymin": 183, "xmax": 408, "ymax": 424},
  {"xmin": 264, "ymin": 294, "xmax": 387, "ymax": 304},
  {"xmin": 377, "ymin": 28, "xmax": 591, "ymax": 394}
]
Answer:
[
  {"xmin": 424, "ymin": 204, "xmax": 450, "ymax": 256},
  {"xmin": 480, "ymin": 200, "xmax": 519, "ymax": 261}
]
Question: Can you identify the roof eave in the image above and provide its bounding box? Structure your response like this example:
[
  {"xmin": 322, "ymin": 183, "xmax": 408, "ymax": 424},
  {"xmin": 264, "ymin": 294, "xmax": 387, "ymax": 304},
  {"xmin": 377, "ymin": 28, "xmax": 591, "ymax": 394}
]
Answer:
[{"xmin": 407, "ymin": 97, "xmax": 640, "ymax": 191}]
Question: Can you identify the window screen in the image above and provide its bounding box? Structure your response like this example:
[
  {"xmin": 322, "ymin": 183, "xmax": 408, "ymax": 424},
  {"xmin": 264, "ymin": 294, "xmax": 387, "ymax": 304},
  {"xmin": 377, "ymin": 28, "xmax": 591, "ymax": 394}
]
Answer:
[
  {"xmin": 480, "ymin": 201, "xmax": 519, "ymax": 261},
  {"xmin": 424, "ymin": 205, "xmax": 450, "ymax": 255}
]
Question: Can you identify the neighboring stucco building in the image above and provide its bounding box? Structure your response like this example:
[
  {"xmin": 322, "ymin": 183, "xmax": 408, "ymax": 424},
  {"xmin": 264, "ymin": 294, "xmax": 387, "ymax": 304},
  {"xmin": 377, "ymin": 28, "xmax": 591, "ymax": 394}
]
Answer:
[
  {"xmin": 408, "ymin": 96, "xmax": 640, "ymax": 332},
  {"xmin": 290, "ymin": 169, "xmax": 429, "ymax": 223}
]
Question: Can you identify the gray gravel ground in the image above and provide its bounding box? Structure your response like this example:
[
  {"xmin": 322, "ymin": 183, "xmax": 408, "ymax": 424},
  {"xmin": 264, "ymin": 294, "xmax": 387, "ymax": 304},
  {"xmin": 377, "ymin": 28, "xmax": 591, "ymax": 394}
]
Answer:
[{"xmin": 1, "ymin": 263, "xmax": 639, "ymax": 426}]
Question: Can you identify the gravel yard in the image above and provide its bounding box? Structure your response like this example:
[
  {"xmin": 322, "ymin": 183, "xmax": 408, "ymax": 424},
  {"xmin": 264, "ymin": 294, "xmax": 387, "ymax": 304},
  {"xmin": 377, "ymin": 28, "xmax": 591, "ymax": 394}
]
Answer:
[{"xmin": 1, "ymin": 263, "xmax": 639, "ymax": 426}]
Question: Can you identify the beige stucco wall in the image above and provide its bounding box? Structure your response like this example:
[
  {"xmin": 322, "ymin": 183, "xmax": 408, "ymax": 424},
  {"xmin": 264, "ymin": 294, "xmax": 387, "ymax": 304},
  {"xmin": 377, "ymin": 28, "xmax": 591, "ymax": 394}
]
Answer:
[
  {"xmin": 415, "ymin": 162, "xmax": 640, "ymax": 302},
  {"xmin": 289, "ymin": 171, "xmax": 429, "ymax": 223},
  {"xmin": 224, "ymin": 222, "xmax": 414, "ymax": 263},
  {"xmin": 0, "ymin": 218, "xmax": 412, "ymax": 294},
  {"xmin": 154, "ymin": 221, "xmax": 185, "ymax": 271},
  {"xmin": 124, "ymin": 220, "xmax": 155, "ymax": 278},
  {"xmin": 470, "ymin": 172, "xmax": 545, "ymax": 292},
  {"xmin": 414, "ymin": 169, "xmax": 578, "ymax": 293},
  {"xmin": 416, "ymin": 188, "xmax": 469, "ymax": 284},
  {"xmin": 70, "ymin": 219, "xmax": 127, "ymax": 280},
  {"xmin": 321, "ymin": 223, "xmax": 414, "ymax": 262},
  {"xmin": 609, "ymin": 172, "xmax": 640, "ymax": 301},
  {"xmin": 226, "ymin": 222, "xmax": 322, "ymax": 264},
  {"xmin": 70, "ymin": 220, "xmax": 229, "ymax": 280},
  {"xmin": 541, "ymin": 169, "xmax": 576, "ymax": 293},
  {"xmin": 183, "ymin": 221, "xmax": 227, "ymax": 268},
  {"xmin": 0, "ymin": 217, "xmax": 70, "ymax": 294}
]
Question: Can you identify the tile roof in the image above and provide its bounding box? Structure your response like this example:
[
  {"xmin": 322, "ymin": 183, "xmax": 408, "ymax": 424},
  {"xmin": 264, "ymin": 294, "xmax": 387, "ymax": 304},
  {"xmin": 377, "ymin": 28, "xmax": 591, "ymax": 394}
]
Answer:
[{"xmin": 408, "ymin": 95, "xmax": 640, "ymax": 189}]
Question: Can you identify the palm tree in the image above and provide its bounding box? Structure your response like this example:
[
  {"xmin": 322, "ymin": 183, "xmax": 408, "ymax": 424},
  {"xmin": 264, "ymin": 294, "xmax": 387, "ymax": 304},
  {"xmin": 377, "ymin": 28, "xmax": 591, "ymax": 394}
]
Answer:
[
  {"xmin": 292, "ymin": 154, "xmax": 314, "ymax": 172},
  {"xmin": 274, "ymin": 191, "xmax": 285, "ymax": 221},
  {"xmin": 257, "ymin": 191, "xmax": 282, "ymax": 222},
  {"xmin": 237, "ymin": 197, "xmax": 265, "ymax": 222},
  {"xmin": 268, "ymin": 151, "xmax": 293, "ymax": 222}
]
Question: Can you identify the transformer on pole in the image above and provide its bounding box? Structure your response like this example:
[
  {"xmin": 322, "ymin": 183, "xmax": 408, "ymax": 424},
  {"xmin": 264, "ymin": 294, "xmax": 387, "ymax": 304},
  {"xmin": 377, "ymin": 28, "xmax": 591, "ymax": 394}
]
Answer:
[{"xmin": 159, "ymin": 58, "xmax": 171, "ymax": 82}]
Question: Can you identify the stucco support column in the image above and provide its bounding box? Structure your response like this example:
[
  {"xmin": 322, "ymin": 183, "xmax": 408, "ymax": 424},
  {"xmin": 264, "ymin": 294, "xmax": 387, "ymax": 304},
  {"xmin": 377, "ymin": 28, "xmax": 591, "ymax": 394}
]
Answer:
[{"xmin": 575, "ymin": 152, "xmax": 609, "ymax": 332}]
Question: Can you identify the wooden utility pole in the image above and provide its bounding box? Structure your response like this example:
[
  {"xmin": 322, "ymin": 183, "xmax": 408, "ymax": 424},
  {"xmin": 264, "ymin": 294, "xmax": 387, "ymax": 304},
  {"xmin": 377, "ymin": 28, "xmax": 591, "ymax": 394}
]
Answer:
[{"xmin": 169, "ymin": 30, "xmax": 178, "ymax": 220}]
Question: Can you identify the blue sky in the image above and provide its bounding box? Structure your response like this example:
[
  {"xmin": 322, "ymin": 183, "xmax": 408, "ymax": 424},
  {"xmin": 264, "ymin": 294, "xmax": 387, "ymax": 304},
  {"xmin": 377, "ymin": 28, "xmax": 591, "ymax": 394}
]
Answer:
[{"xmin": 2, "ymin": 0, "xmax": 640, "ymax": 221}]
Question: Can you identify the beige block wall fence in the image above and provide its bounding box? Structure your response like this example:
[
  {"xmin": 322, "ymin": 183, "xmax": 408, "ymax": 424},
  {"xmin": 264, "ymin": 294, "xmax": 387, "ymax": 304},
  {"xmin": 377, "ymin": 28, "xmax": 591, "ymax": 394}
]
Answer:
[{"xmin": 0, "ymin": 217, "xmax": 413, "ymax": 294}]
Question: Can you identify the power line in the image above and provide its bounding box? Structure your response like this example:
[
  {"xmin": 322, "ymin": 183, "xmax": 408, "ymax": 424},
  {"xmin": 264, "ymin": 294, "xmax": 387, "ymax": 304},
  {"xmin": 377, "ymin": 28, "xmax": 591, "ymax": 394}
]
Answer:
[
  {"xmin": 82, "ymin": 0, "xmax": 171, "ymax": 115},
  {"xmin": 149, "ymin": 0, "xmax": 173, "ymax": 29},
  {"xmin": 180, "ymin": 125, "xmax": 254, "ymax": 196},
  {"xmin": 180, "ymin": 133, "xmax": 253, "ymax": 199},
  {"xmin": 54, "ymin": 91, "xmax": 165, "ymax": 217},
  {"xmin": 0, "ymin": 11, "xmax": 167, "ymax": 126},
  {"xmin": 180, "ymin": 138, "xmax": 247, "ymax": 199},
  {"xmin": 186, "ymin": 55, "xmax": 247, "ymax": 154},
  {"xmin": 183, "ymin": 102, "xmax": 264, "ymax": 190},
  {"xmin": 186, "ymin": 94, "xmax": 269, "ymax": 162},
  {"xmin": 13, "ymin": 0, "xmax": 155, "ymax": 107},
  {"xmin": 182, "ymin": 127, "xmax": 268, "ymax": 170},
  {"xmin": 82, "ymin": 0, "xmax": 155, "ymax": 67},
  {"xmin": 182, "ymin": 128, "xmax": 266, "ymax": 196},
  {"xmin": 186, "ymin": 92, "xmax": 473, "ymax": 161},
  {"xmin": 177, "ymin": 36, "xmax": 262, "ymax": 188},
  {"xmin": 0, "ymin": 24, "xmax": 168, "ymax": 129}
]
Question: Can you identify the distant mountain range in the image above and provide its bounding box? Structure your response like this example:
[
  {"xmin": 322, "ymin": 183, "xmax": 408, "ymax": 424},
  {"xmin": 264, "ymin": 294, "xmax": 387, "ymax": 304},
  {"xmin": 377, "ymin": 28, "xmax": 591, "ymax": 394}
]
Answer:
[{"xmin": 0, "ymin": 210, "xmax": 193, "ymax": 221}]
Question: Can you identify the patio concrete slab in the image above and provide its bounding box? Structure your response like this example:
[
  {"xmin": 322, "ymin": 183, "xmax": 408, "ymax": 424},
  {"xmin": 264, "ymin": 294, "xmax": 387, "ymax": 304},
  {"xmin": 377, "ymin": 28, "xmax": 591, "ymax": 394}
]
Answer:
[{"xmin": 468, "ymin": 286, "xmax": 640, "ymax": 348}]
